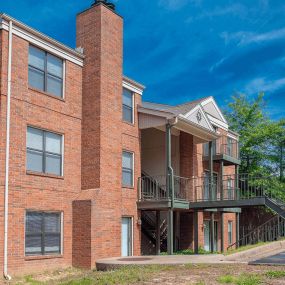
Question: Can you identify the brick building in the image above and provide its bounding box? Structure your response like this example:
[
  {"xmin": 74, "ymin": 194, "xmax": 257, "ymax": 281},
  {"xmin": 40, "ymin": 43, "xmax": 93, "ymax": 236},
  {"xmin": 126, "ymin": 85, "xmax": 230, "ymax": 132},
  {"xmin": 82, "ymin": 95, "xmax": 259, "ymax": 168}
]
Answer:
[{"xmin": 0, "ymin": 0, "xmax": 242, "ymax": 277}]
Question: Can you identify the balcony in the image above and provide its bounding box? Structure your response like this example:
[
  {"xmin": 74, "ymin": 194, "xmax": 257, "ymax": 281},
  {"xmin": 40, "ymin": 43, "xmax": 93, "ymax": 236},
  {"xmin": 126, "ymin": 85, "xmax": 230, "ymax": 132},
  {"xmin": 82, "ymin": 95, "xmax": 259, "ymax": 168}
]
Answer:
[
  {"xmin": 137, "ymin": 175, "xmax": 190, "ymax": 210},
  {"xmin": 138, "ymin": 173, "xmax": 285, "ymax": 213},
  {"xmin": 203, "ymin": 135, "xmax": 241, "ymax": 165}
]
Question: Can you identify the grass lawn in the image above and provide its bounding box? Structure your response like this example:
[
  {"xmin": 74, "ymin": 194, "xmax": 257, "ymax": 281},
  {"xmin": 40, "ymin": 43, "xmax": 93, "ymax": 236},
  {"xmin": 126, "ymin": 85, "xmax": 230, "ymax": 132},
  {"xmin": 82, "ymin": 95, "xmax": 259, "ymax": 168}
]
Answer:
[{"xmin": 9, "ymin": 264, "xmax": 285, "ymax": 285}]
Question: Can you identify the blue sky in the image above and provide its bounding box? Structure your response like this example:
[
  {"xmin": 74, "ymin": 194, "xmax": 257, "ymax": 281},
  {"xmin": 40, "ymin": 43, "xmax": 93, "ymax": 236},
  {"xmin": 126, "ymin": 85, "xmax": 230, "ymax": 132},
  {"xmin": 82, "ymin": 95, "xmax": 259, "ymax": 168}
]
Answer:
[{"xmin": 1, "ymin": 0, "xmax": 285, "ymax": 119}]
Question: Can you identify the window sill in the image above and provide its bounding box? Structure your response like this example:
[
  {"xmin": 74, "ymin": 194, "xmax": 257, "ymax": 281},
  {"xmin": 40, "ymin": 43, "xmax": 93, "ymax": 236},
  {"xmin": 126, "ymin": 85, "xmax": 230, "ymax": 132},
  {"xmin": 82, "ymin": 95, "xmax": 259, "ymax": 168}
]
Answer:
[
  {"xmin": 29, "ymin": 87, "xmax": 65, "ymax": 102},
  {"xmin": 26, "ymin": 170, "xmax": 64, "ymax": 180},
  {"xmin": 122, "ymin": 120, "xmax": 135, "ymax": 127},
  {"xmin": 25, "ymin": 254, "xmax": 63, "ymax": 261},
  {"xmin": 123, "ymin": 186, "xmax": 135, "ymax": 190}
]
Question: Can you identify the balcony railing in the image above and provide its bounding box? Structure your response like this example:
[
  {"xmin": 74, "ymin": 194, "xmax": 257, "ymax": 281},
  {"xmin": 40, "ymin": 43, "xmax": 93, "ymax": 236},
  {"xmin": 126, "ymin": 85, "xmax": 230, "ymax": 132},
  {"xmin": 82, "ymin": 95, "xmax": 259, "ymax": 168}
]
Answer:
[
  {"xmin": 191, "ymin": 173, "xmax": 285, "ymax": 203},
  {"xmin": 138, "ymin": 175, "xmax": 190, "ymax": 202},
  {"xmin": 203, "ymin": 136, "xmax": 239, "ymax": 160},
  {"xmin": 138, "ymin": 173, "xmax": 285, "ymax": 204}
]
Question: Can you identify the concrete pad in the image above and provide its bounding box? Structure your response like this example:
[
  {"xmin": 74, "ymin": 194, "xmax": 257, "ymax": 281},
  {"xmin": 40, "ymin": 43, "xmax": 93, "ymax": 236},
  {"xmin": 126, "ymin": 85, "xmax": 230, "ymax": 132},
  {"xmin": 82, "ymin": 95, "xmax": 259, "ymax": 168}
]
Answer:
[
  {"xmin": 224, "ymin": 240, "xmax": 285, "ymax": 262},
  {"xmin": 249, "ymin": 251, "xmax": 285, "ymax": 266},
  {"xmin": 96, "ymin": 254, "xmax": 240, "ymax": 271}
]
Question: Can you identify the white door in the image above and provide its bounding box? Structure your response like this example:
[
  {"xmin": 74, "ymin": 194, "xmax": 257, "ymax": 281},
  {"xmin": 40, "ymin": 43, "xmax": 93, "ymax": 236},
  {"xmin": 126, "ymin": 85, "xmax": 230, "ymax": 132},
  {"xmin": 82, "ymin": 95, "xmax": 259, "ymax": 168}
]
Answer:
[
  {"xmin": 121, "ymin": 217, "xmax": 133, "ymax": 257},
  {"xmin": 204, "ymin": 221, "xmax": 210, "ymax": 251}
]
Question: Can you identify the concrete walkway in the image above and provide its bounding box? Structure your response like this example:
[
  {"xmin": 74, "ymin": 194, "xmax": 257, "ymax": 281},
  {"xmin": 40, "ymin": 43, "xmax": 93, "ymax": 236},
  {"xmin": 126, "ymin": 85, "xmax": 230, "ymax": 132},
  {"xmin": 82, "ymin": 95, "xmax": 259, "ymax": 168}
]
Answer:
[
  {"xmin": 96, "ymin": 254, "xmax": 239, "ymax": 270},
  {"xmin": 249, "ymin": 251, "xmax": 285, "ymax": 266}
]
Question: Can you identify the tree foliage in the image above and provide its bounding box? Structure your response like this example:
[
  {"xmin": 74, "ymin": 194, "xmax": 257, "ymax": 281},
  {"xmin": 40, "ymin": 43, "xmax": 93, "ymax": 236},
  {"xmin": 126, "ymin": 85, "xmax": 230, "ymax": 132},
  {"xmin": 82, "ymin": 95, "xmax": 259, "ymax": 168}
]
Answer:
[{"xmin": 225, "ymin": 93, "xmax": 285, "ymax": 176}]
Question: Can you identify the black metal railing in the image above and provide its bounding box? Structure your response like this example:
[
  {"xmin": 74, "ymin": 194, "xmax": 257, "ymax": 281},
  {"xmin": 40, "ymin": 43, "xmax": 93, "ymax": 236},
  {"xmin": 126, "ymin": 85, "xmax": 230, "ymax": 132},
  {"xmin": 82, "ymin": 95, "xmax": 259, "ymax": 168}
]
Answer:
[
  {"xmin": 203, "ymin": 136, "xmax": 240, "ymax": 160},
  {"xmin": 227, "ymin": 215, "xmax": 285, "ymax": 250},
  {"xmin": 138, "ymin": 173, "xmax": 285, "ymax": 205},
  {"xmin": 191, "ymin": 174, "xmax": 285, "ymax": 203},
  {"xmin": 138, "ymin": 175, "xmax": 190, "ymax": 201}
]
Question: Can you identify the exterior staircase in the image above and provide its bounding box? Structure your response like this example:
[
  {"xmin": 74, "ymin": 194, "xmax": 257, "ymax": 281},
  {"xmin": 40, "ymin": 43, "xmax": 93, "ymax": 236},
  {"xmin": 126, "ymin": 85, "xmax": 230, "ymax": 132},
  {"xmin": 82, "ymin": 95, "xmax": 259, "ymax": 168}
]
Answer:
[
  {"xmin": 228, "ymin": 214, "xmax": 285, "ymax": 250},
  {"xmin": 141, "ymin": 211, "xmax": 167, "ymax": 255}
]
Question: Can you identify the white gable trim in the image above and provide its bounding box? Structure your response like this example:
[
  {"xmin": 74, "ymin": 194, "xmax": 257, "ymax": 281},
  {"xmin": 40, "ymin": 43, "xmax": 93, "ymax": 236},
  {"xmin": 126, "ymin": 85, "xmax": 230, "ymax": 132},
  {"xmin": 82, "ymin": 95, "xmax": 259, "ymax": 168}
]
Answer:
[
  {"xmin": 201, "ymin": 97, "xmax": 228, "ymax": 124},
  {"xmin": 206, "ymin": 114, "xmax": 228, "ymax": 131},
  {"xmin": 123, "ymin": 80, "xmax": 143, "ymax": 95},
  {"xmin": 0, "ymin": 17, "xmax": 84, "ymax": 66},
  {"xmin": 181, "ymin": 105, "xmax": 215, "ymax": 132}
]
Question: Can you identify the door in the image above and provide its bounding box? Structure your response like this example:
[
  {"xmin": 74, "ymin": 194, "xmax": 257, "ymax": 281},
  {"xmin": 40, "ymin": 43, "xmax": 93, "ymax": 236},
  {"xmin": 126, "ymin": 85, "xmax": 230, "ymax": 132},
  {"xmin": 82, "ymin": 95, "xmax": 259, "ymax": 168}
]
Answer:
[
  {"xmin": 121, "ymin": 217, "xmax": 133, "ymax": 257},
  {"xmin": 204, "ymin": 221, "xmax": 210, "ymax": 251},
  {"xmin": 204, "ymin": 220, "xmax": 218, "ymax": 251},
  {"xmin": 203, "ymin": 172, "xmax": 218, "ymax": 201}
]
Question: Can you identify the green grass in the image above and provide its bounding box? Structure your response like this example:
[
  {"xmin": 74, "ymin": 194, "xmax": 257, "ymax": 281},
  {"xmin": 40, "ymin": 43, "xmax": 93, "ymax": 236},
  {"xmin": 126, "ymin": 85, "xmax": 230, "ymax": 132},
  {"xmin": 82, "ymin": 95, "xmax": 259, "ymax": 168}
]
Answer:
[
  {"xmin": 265, "ymin": 270, "xmax": 285, "ymax": 279},
  {"xmin": 218, "ymin": 275, "xmax": 236, "ymax": 283},
  {"xmin": 20, "ymin": 265, "xmax": 173, "ymax": 285},
  {"xmin": 217, "ymin": 274, "xmax": 261, "ymax": 285},
  {"xmin": 225, "ymin": 242, "xmax": 268, "ymax": 255}
]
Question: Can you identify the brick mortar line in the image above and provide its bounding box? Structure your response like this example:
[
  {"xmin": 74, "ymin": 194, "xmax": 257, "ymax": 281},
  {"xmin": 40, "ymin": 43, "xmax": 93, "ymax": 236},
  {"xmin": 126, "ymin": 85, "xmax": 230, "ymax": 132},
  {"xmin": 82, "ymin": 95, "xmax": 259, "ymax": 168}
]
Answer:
[{"xmin": 0, "ymin": 93, "xmax": 82, "ymax": 121}]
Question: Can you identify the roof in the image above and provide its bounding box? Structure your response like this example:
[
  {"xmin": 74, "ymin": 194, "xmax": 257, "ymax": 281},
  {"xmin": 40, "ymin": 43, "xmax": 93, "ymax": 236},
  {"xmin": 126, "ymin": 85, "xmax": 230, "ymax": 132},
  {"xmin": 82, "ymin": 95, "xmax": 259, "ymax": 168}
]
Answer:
[
  {"xmin": 142, "ymin": 97, "xmax": 212, "ymax": 116},
  {"xmin": 0, "ymin": 13, "xmax": 84, "ymax": 61}
]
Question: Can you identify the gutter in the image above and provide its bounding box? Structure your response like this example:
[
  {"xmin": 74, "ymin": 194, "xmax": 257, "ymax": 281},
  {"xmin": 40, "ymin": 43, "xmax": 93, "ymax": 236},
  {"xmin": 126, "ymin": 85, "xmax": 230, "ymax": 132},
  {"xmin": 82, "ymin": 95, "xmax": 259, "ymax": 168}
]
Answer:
[{"xmin": 3, "ymin": 20, "xmax": 13, "ymax": 281}]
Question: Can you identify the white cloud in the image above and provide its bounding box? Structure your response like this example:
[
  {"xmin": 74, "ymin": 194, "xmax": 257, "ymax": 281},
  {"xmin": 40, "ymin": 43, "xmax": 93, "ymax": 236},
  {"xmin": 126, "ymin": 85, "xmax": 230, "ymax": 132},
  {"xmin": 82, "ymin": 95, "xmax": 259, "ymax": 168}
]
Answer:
[
  {"xmin": 220, "ymin": 28, "xmax": 285, "ymax": 47},
  {"xmin": 244, "ymin": 77, "xmax": 285, "ymax": 95},
  {"xmin": 159, "ymin": 0, "xmax": 201, "ymax": 10}
]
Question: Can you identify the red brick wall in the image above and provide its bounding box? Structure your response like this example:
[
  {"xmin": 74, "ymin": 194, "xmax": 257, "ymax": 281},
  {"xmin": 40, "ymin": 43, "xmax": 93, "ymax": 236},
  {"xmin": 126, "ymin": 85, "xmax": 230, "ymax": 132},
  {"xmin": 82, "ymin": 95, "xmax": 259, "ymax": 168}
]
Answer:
[
  {"xmin": 0, "ymin": 28, "xmax": 82, "ymax": 275},
  {"xmin": 76, "ymin": 3, "xmax": 141, "ymax": 266}
]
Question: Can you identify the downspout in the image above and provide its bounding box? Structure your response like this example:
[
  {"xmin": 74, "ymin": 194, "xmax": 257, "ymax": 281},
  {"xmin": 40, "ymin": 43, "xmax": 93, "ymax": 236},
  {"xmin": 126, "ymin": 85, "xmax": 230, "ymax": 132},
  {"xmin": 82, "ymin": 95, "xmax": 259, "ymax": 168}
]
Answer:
[
  {"xmin": 166, "ymin": 117, "xmax": 178, "ymax": 255},
  {"xmin": 4, "ymin": 20, "xmax": 13, "ymax": 281}
]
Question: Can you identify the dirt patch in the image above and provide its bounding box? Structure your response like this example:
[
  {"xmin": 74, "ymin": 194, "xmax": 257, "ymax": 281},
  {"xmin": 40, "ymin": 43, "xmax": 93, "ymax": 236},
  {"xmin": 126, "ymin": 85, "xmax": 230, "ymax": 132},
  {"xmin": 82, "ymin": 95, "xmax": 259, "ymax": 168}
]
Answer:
[{"xmin": 8, "ymin": 264, "xmax": 285, "ymax": 285}]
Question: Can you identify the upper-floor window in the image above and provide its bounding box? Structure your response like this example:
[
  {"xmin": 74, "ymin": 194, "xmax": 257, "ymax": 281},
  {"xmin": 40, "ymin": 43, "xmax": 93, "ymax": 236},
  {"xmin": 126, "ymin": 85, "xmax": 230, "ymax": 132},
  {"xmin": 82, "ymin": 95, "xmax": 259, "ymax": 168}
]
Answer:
[
  {"xmin": 203, "ymin": 140, "xmax": 217, "ymax": 156},
  {"xmin": 25, "ymin": 211, "xmax": 61, "ymax": 256},
  {"xmin": 226, "ymin": 137, "xmax": 233, "ymax": 156},
  {"xmin": 122, "ymin": 88, "xmax": 134, "ymax": 124},
  {"xmin": 122, "ymin": 151, "xmax": 134, "ymax": 187},
  {"xmin": 28, "ymin": 46, "xmax": 64, "ymax": 98},
  {"xmin": 27, "ymin": 127, "xmax": 63, "ymax": 176}
]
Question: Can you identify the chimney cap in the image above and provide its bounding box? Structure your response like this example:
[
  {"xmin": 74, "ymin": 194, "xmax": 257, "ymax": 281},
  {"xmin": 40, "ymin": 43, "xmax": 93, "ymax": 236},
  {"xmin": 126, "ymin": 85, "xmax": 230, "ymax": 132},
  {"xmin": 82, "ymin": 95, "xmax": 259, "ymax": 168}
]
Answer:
[{"xmin": 92, "ymin": 0, "xmax": 116, "ymax": 11}]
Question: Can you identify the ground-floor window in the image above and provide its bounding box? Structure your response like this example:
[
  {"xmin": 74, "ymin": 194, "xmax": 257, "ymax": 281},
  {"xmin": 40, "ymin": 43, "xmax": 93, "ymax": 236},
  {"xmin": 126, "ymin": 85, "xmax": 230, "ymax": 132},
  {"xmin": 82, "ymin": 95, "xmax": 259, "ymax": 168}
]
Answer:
[
  {"xmin": 25, "ymin": 211, "xmax": 62, "ymax": 256},
  {"xmin": 228, "ymin": 221, "xmax": 233, "ymax": 245}
]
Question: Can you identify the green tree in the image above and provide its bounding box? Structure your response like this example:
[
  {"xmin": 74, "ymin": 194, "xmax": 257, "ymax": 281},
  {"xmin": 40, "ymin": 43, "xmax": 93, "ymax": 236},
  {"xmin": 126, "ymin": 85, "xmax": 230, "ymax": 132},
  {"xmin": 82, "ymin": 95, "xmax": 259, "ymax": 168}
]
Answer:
[{"xmin": 225, "ymin": 92, "xmax": 285, "ymax": 177}]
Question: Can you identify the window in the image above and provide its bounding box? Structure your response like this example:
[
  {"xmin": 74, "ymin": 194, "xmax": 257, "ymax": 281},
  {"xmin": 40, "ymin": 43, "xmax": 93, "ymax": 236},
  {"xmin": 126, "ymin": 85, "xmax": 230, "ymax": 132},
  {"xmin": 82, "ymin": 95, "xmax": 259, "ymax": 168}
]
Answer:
[
  {"xmin": 203, "ymin": 140, "xmax": 217, "ymax": 156},
  {"xmin": 122, "ymin": 151, "xmax": 134, "ymax": 187},
  {"xmin": 227, "ymin": 178, "xmax": 234, "ymax": 200},
  {"xmin": 25, "ymin": 211, "xmax": 61, "ymax": 256},
  {"xmin": 29, "ymin": 45, "xmax": 64, "ymax": 98},
  {"xmin": 122, "ymin": 88, "xmax": 134, "ymax": 123},
  {"xmin": 228, "ymin": 221, "xmax": 233, "ymax": 245},
  {"xmin": 226, "ymin": 137, "xmax": 233, "ymax": 156},
  {"xmin": 27, "ymin": 127, "xmax": 63, "ymax": 176}
]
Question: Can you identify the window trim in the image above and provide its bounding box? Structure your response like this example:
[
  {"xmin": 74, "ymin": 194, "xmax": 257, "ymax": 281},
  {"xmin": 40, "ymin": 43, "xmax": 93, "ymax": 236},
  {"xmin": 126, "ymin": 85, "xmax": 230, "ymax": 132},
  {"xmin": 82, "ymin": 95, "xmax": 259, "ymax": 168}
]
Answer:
[
  {"xmin": 122, "ymin": 150, "xmax": 135, "ymax": 188},
  {"xmin": 28, "ymin": 45, "xmax": 65, "ymax": 99},
  {"xmin": 24, "ymin": 210, "xmax": 63, "ymax": 257},
  {"xmin": 122, "ymin": 88, "xmax": 135, "ymax": 125},
  {"xmin": 26, "ymin": 126, "xmax": 64, "ymax": 177}
]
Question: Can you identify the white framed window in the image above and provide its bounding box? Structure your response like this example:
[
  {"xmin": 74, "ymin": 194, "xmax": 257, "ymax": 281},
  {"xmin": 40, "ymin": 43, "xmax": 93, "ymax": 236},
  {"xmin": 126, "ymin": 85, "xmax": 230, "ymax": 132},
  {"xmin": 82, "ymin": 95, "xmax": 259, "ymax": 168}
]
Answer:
[
  {"xmin": 29, "ymin": 45, "xmax": 64, "ymax": 98},
  {"xmin": 25, "ymin": 211, "xmax": 62, "ymax": 256},
  {"xmin": 27, "ymin": 126, "xmax": 63, "ymax": 176},
  {"xmin": 122, "ymin": 151, "xmax": 134, "ymax": 187},
  {"xmin": 228, "ymin": 221, "xmax": 233, "ymax": 245},
  {"xmin": 122, "ymin": 88, "xmax": 134, "ymax": 124}
]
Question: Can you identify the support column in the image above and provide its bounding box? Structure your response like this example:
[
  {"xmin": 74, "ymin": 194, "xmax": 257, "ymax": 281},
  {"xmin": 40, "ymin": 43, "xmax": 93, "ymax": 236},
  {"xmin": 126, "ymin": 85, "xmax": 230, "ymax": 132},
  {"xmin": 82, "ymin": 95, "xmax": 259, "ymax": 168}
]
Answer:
[
  {"xmin": 166, "ymin": 123, "xmax": 174, "ymax": 255},
  {"xmin": 210, "ymin": 212, "xmax": 215, "ymax": 252},
  {"xmin": 209, "ymin": 141, "xmax": 213, "ymax": 200},
  {"xmin": 235, "ymin": 165, "xmax": 239, "ymax": 199},
  {"xmin": 156, "ymin": 211, "xmax": 161, "ymax": 255},
  {"xmin": 221, "ymin": 212, "xmax": 224, "ymax": 252},
  {"xmin": 194, "ymin": 211, "xmax": 199, "ymax": 254},
  {"xmin": 236, "ymin": 212, "xmax": 240, "ymax": 248},
  {"xmin": 220, "ymin": 160, "xmax": 224, "ymax": 200}
]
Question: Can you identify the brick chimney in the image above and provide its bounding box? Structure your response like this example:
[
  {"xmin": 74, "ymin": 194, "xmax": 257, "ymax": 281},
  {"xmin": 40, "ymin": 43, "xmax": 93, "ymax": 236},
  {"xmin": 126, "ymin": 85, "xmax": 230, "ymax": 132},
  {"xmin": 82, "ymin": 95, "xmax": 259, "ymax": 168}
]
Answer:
[{"xmin": 75, "ymin": 1, "xmax": 123, "ymax": 266}]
